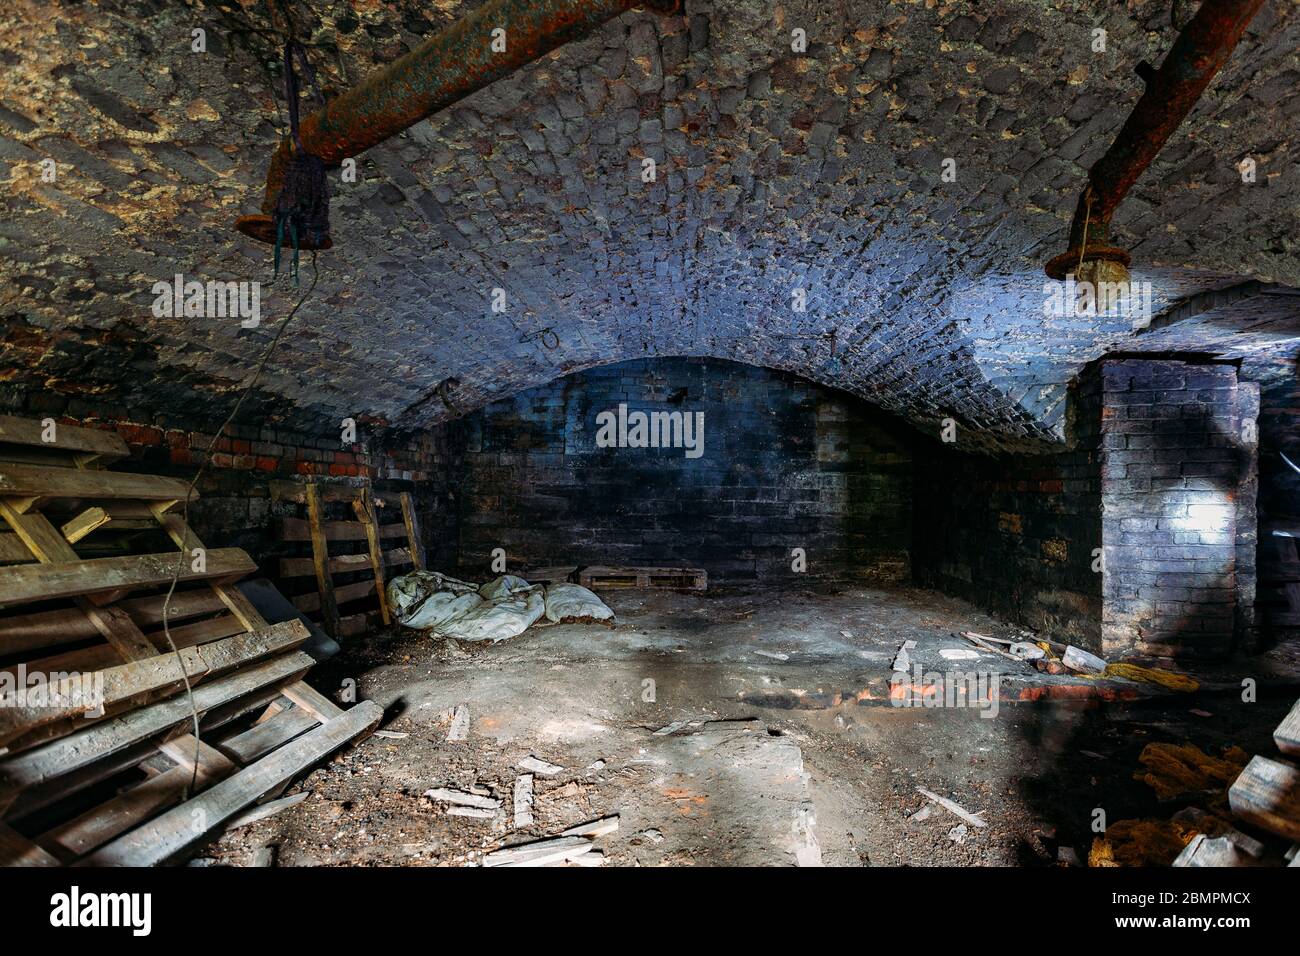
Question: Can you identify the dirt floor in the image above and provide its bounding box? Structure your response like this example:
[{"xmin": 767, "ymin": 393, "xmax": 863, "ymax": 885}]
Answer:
[{"xmin": 193, "ymin": 584, "xmax": 1300, "ymax": 867}]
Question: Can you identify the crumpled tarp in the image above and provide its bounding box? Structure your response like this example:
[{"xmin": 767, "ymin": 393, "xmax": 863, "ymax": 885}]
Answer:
[{"xmin": 386, "ymin": 571, "xmax": 614, "ymax": 643}]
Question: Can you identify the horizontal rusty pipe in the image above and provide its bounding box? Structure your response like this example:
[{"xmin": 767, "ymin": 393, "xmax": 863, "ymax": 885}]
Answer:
[
  {"xmin": 238, "ymin": 0, "xmax": 681, "ymax": 246},
  {"xmin": 1045, "ymin": 0, "xmax": 1264, "ymax": 278}
]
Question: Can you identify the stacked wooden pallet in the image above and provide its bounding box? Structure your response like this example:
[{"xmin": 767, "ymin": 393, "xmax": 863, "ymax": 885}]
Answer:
[
  {"xmin": 0, "ymin": 415, "xmax": 380, "ymax": 866},
  {"xmin": 272, "ymin": 479, "xmax": 423, "ymax": 638},
  {"xmin": 577, "ymin": 565, "xmax": 707, "ymax": 591},
  {"xmin": 1223, "ymin": 696, "xmax": 1300, "ymax": 865}
]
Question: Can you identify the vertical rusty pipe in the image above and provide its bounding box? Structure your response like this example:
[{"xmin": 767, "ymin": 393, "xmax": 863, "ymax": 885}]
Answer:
[
  {"xmin": 238, "ymin": 0, "xmax": 681, "ymax": 245},
  {"xmin": 1045, "ymin": 0, "xmax": 1264, "ymax": 278}
]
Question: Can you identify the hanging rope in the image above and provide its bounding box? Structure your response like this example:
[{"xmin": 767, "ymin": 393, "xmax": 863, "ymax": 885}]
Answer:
[{"xmin": 272, "ymin": 41, "xmax": 331, "ymax": 283}]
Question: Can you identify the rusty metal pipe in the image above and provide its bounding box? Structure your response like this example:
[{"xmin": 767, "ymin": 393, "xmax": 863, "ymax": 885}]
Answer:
[
  {"xmin": 1045, "ymin": 0, "xmax": 1264, "ymax": 278},
  {"xmin": 238, "ymin": 0, "xmax": 680, "ymax": 246}
]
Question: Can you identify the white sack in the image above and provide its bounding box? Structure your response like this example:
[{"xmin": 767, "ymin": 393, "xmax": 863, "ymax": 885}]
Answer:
[
  {"xmin": 387, "ymin": 571, "xmax": 483, "ymax": 630},
  {"xmin": 544, "ymin": 583, "xmax": 615, "ymax": 624},
  {"xmin": 441, "ymin": 589, "xmax": 546, "ymax": 643}
]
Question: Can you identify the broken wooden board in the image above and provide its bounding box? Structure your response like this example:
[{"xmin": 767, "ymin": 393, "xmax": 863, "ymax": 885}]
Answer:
[
  {"xmin": 82, "ymin": 700, "xmax": 382, "ymax": 865},
  {"xmin": 0, "ymin": 415, "xmax": 129, "ymax": 465},
  {"xmin": 1229, "ymin": 755, "xmax": 1300, "ymax": 842},
  {"xmin": 0, "ymin": 548, "xmax": 257, "ymax": 608},
  {"xmin": 1275, "ymin": 698, "xmax": 1300, "ymax": 758},
  {"xmin": 482, "ymin": 835, "xmax": 594, "ymax": 867}
]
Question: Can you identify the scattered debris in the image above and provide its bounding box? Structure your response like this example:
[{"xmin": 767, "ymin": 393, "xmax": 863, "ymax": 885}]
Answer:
[
  {"xmin": 652, "ymin": 720, "xmax": 689, "ymax": 736},
  {"xmin": 638, "ymin": 828, "xmax": 665, "ymax": 844},
  {"xmin": 892, "ymin": 640, "xmax": 916, "ymax": 672},
  {"xmin": 481, "ymin": 835, "xmax": 593, "ymax": 867},
  {"xmin": 374, "ymin": 730, "xmax": 409, "ymax": 739},
  {"xmin": 755, "ymin": 649, "xmax": 789, "ymax": 661},
  {"xmin": 1104, "ymin": 662, "xmax": 1198, "ymax": 692},
  {"xmin": 911, "ymin": 804, "xmax": 934, "ymax": 823},
  {"xmin": 518, "ymin": 755, "xmax": 565, "ymax": 776},
  {"xmin": 1009, "ymin": 641, "xmax": 1045, "ymax": 661},
  {"xmin": 447, "ymin": 704, "xmax": 470, "ymax": 742},
  {"xmin": 1134, "ymin": 742, "xmax": 1249, "ymax": 802},
  {"xmin": 252, "ymin": 845, "xmax": 277, "ymax": 867},
  {"xmin": 586, "ymin": 759, "xmax": 607, "ymax": 771},
  {"xmin": 1062, "ymin": 645, "xmax": 1107, "ymax": 675},
  {"xmin": 939, "ymin": 648, "xmax": 980, "ymax": 661},
  {"xmin": 447, "ymin": 806, "xmax": 496, "ymax": 819},
  {"xmin": 1174, "ymin": 834, "xmax": 1261, "ymax": 867},
  {"xmin": 948, "ymin": 823, "xmax": 968, "ymax": 844},
  {"xmin": 1057, "ymin": 846, "xmax": 1080, "ymax": 867},
  {"xmin": 226, "ymin": 792, "xmax": 311, "ymax": 830},
  {"xmin": 513, "ymin": 774, "xmax": 535, "ymax": 828},
  {"xmin": 960, "ymin": 632, "xmax": 1020, "ymax": 662},
  {"xmin": 425, "ymin": 788, "xmax": 501, "ymax": 810},
  {"xmin": 917, "ymin": 787, "xmax": 987, "ymax": 828},
  {"xmin": 561, "ymin": 815, "xmax": 620, "ymax": 837}
]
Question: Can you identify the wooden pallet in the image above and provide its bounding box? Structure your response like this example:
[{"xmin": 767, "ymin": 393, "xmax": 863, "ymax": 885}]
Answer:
[
  {"xmin": 577, "ymin": 565, "xmax": 707, "ymax": 591},
  {"xmin": 273, "ymin": 479, "xmax": 423, "ymax": 639},
  {"xmin": 0, "ymin": 415, "xmax": 378, "ymax": 866}
]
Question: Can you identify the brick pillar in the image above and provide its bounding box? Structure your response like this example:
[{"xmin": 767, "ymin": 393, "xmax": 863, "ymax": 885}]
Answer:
[{"xmin": 1098, "ymin": 359, "xmax": 1256, "ymax": 659}]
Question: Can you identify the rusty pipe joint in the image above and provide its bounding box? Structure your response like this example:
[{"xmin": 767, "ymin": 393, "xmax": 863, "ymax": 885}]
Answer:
[
  {"xmin": 237, "ymin": 0, "xmax": 682, "ymax": 248},
  {"xmin": 1044, "ymin": 0, "xmax": 1264, "ymax": 280}
]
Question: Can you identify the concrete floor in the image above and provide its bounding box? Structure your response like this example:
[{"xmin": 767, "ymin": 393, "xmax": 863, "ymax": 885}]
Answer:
[{"xmin": 197, "ymin": 585, "xmax": 1298, "ymax": 867}]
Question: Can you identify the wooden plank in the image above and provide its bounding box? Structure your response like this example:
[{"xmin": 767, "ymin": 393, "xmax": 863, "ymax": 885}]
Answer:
[
  {"xmin": 305, "ymin": 483, "xmax": 341, "ymax": 639},
  {"xmin": 0, "ymin": 531, "xmax": 33, "ymax": 563},
  {"xmin": 399, "ymin": 492, "xmax": 424, "ymax": 571},
  {"xmin": 336, "ymin": 611, "xmax": 378, "ymax": 638},
  {"xmin": 280, "ymin": 516, "xmax": 408, "ymax": 543},
  {"xmin": 0, "ymin": 622, "xmax": 309, "ymax": 746},
  {"xmin": 0, "ymin": 822, "xmax": 60, "ymax": 866},
  {"xmin": 354, "ymin": 487, "xmax": 391, "ymax": 625},
  {"xmin": 0, "ymin": 415, "xmax": 129, "ymax": 461},
  {"xmin": 0, "ymin": 547, "xmax": 256, "ymax": 608},
  {"xmin": 60, "ymin": 507, "xmax": 110, "ymax": 544},
  {"xmin": 1228, "ymin": 755, "xmax": 1300, "ymax": 841},
  {"xmin": 280, "ymin": 549, "xmax": 410, "ymax": 578},
  {"xmin": 217, "ymin": 705, "xmax": 318, "ymax": 764},
  {"xmin": 281, "ymin": 680, "xmax": 344, "ymax": 723},
  {"xmin": 150, "ymin": 507, "xmax": 268, "ymax": 632},
  {"xmin": 1275, "ymin": 698, "xmax": 1300, "ymax": 757},
  {"xmin": 0, "ymin": 589, "xmax": 227, "ymax": 661},
  {"xmin": 293, "ymin": 578, "xmax": 374, "ymax": 614},
  {"xmin": 83, "ymin": 700, "xmax": 383, "ymax": 865},
  {"xmin": 0, "ymin": 651, "xmax": 315, "ymax": 802},
  {"xmin": 0, "ymin": 463, "xmax": 192, "ymax": 505}
]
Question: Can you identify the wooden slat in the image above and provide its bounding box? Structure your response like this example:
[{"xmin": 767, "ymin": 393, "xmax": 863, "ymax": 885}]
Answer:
[
  {"xmin": 0, "ymin": 621, "xmax": 310, "ymax": 746},
  {"xmin": 0, "ymin": 822, "xmax": 60, "ymax": 866},
  {"xmin": 354, "ymin": 487, "xmax": 391, "ymax": 625},
  {"xmin": 280, "ymin": 516, "xmax": 409, "ymax": 543},
  {"xmin": 0, "ymin": 415, "xmax": 129, "ymax": 462},
  {"xmin": 282, "ymin": 680, "xmax": 345, "ymax": 723},
  {"xmin": 0, "ymin": 590, "xmax": 227, "ymax": 658},
  {"xmin": 1228, "ymin": 755, "xmax": 1300, "ymax": 841},
  {"xmin": 306, "ymin": 483, "xmax": 341, "ymax": 639},
  {"xmin": 217, "ymin": 705, "xmax": 318, "ymax": 764},
  {"xmin": 0, "ymin": 531, "xmax": 32, "ymax": 563},
  {"xmin": 60, "ymin": 507, "xmax": 110, "ymax": 544},
  {"xmin": 0, "ymin": 651, "xmax": 315, "ymax": 803},
  {"xmin": 84, "ymin": 700, "xmax": 383, "ymax": 866},
  {"xmin": 278, "ymin": 547, "xmax": 410, "ymax": 579},
  {"xmin": 399, "ymin": 491, "xmax": 424, "ymax": 571},
  {"xmin": 0, "ymin": 547, "xmax": 256, "ymax": 608},
  {"xmin": 293, "ymin": 578, "xmax": 374, "ymax": 613},
  {"xmin": 0, "ymin": 463, "xmax": 191, "ymax": 505},
  {"xmin": 150, "ymin": 507, "xmax": 268, "ymax": 633},
  {"xmin": 1276, "ymin": 699, "xmax": 1300, "ymax": 757}
]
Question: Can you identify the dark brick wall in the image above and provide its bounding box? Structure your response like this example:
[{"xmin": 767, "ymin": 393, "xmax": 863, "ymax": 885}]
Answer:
[
  {"xmin": 913, "ymin": 373, "xmax": 1103, "ymax": 648},
  {"xmin": 1098, "ymin": 360, "xmax": 1254, "ymax": 659},
  {"xmin": 448, "ymin": 357, "xmax": 913, "ymax": 582},
  {"xmin": 1246, "ymin": 357, "xmax": 1299, "ymax": 646}
]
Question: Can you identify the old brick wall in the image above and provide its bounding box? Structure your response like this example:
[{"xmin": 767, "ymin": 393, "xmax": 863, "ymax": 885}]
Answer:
[
  {"xmin": 447, "ymin": 357, "xmax": 913, "ymax": 583},
  {"xmin": 1098, "ymin": 359, "xmax": 1255, "ymax": 659},
  {"xmin": 913, "ymin": 373, "xmax": 1103, "ymax": 648}
]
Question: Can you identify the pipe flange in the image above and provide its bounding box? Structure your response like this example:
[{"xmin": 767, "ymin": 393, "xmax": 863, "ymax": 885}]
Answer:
[
  {"xmin": 1044, "ymin": 245, "xmax": 1130, "ymax": 280},
  {"xmin": 235, "ymin": 214, "xmax": 334, "ymax": 250}
]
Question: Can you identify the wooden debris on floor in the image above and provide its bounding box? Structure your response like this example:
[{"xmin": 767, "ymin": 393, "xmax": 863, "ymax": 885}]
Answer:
[
  {"xmin": 0, "ymin": 415, "xmax": 379, "ymax": 867},
  {"xmin": 273, "ymin": 479, "xmax": 423, "ymax": 639}
]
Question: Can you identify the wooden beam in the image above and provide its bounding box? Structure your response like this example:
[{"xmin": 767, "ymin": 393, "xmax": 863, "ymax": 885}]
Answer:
[
  {"xmin": 278, "ymin": 547, "xmax": 410, "ymax": 578},
  {"xmin": 0, "ymin": 621, "xmax": 310, "ymax": 747},
  {"xmin": 292, "ymin": 578, "xmax": 374, "ymax": 613},
  {"xmin": 0, "ymin": 415, "xmax": 129, "ymax": 461},
  {"xmin": 1275, "ymin": 698, "xmax": 1300, "ymax": 758},
  {"xmin": 399, "ymin": 491, "xmax": 424, "ymax": 570},
  {"xmin": 0, "ymin": 590, "xmax": 226, "ymax": 657},
  {"xmin": 0, "ymin": 462, "xmax": 193, "ymax": 506},
  {"xmin": 0, "ymin": 822, "xmax": 61, "ymax": 866},
  {"xmin": 1229, "ymin": 755, "xmax": 1300, "ymax": 841},
  {"xmin": 150, "ymin": 506, "xmax": 269, "ymax": 632},
  {"xmin": 355, "ymin": 486, "xmax": 391, "ymax": 625},
  {"xmin": 0, "ymin": 547, "xmax": 257, "ymax": 608},
  {"xmin": 282, "ymin": 680, "xmax": 345, "ymax": 723},
  {"xmin": 280, "ymin": 516, "xmax": 408, "ymax": 543},
  {"xmin": 305, "ymin": 483, "xmax": 341, "ymax": 638},
  {"xmin": 0, "ymin": 651, "xmax": 315, "ymax": 802},
  {"xmin": 83, "ymin": 700, "xmax": 382, "ymax": 866},
  {"xmin": 60, "ymin": 506, "xmax": 110, "ymax": 544},
  {"xmin": 270, "ymin": 479, "xmax": 388, "ymax": 507},
  {"xmin": 216, "ymin": 705, "xmax": 318, "ymax": 764}
]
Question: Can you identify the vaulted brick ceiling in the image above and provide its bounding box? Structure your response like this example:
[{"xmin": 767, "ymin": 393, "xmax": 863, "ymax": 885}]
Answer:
[{"xmin": 3, "ymin": 0, "xmax": 1299, "ymax": 450}]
